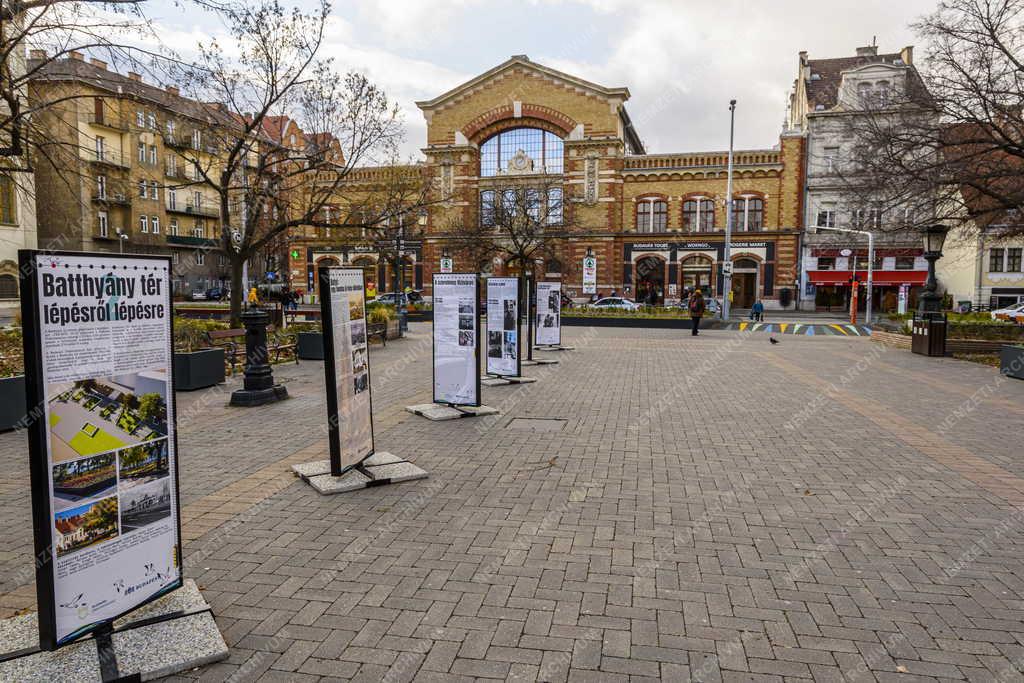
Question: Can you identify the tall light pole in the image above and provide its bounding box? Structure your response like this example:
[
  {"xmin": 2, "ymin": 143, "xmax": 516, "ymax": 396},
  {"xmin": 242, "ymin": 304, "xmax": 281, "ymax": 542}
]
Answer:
[
  {"xmin": 722, "ymin": 99, "xmax": 737, "ymax": 321},
  {"xmin": 816, "ymin": 225, "xmax": 875, "ymax": 324},
  {"xmin": 116, "ymin": 229, "xmax": 128, "ymax": 254}
]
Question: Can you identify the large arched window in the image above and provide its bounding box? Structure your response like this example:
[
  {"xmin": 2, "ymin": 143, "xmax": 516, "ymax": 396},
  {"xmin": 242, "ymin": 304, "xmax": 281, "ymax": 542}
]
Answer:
[{"xmin": 480, "ymin": 127, "xmax": 564, "ymax": 176}]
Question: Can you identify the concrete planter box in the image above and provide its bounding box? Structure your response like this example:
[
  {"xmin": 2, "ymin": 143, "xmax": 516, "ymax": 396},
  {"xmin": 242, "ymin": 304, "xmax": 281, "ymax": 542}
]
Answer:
[
  {"xmin": 173, "ymin": 348, "xmax": 226, "ymax": 391},
  {"xmin": 1001, "ymin": 345, "xmax": 1024, "ymax": 380},
  {"xmin": 297, "ymin": 332, "xmax": 325, "ymax": 360},
  {"xmin": 0, "ymin": 375, "xmax": 27, "ymax": 432},
  {"xmin": 561, "ymin": 316, "xmax": 700, "ymax": 329}
]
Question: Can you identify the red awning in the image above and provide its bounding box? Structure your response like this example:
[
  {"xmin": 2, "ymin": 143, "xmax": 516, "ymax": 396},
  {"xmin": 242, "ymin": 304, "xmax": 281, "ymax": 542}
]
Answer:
[{"xmin": 807, "ymin": 270, "xmax": 928, "ymax": 285}]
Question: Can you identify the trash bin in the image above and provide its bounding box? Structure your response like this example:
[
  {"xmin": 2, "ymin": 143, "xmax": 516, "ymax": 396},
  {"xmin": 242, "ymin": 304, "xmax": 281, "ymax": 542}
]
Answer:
[{"xmin": 911, "ymin": 313, "xmax": 947, "ymax": 357}]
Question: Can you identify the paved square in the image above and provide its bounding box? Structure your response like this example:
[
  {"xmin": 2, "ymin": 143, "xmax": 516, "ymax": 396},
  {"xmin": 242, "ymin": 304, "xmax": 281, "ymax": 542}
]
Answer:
[{"xmin": 3, "ymin": 324, "xmax": 1024, "ymax": 682}]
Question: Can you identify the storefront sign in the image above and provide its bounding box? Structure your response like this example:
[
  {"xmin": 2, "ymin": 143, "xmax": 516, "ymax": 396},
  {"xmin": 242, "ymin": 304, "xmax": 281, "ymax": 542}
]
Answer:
[
  {"xmin": 440, "ymin": 257, "xmax": 453, "ymax": 274},
  {"xmin": 19, "ymin": 251, "xmax": 183, "ymax": 649},
  {"xmin": 432, "ymin": 273, "xmax": 480, "ymax": 406},
  {"xmin": 534, "ymin": 282, "xmax": 562, "ymax": 346},
  {"xmin": 486, "ymin": 277, "xmax": 520, "ymax": 377},
  {"xmin": 319, "ymin": 267, "xmax": 374, "ymax": 477},
  {"xmin": 582, "ymin": 256, "xmax": 597, "ymax": 294}
]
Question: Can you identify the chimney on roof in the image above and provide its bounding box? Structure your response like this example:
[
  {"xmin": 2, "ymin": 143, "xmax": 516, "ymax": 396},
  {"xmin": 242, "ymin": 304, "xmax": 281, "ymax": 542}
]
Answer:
[
  {"xmin": 900, "ymin": 45, "xmax": 914, "ymax": 65},
  {"xmin": 856, "ymin": 45, "xmax": 878, "ymax": 57},
  {"xmin": 90, "ymin": 58, "xmax": 107, "ymax": 70},
  {"xmin": 166, "ymin": 85, "xmax": 179, "ymax": 96},
  {"xmin": 127, "ymin": 72, "xmax": 142, "ymax": 82},
  {"xmin": 68, "ymin": 50, "xmax": 84, "ymax": 61},
  {"xmin": 29, "ymin": 49, "xmax": 47, "ymax": 60}
]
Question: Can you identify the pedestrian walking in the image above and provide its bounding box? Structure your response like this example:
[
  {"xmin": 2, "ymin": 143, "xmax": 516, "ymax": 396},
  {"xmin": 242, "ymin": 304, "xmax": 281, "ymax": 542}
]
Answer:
[
  {"xmin": 688, "ymin": 289, "xmax": 706, "ymax": 336},
  {"xmin": 751, "ymin": 299, "xmax": 764, "ymax": 321}
]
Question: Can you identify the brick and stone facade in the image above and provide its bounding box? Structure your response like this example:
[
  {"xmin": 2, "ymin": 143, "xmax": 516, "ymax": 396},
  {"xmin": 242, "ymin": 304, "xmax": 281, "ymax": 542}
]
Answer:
[{"xmin": 288, "ymin": 55, "xmax": 807, "ymax": 308}]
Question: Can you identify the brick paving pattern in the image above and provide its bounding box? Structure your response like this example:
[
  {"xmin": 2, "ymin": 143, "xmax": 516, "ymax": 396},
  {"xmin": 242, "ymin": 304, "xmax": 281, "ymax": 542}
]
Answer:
[{"xmin": 2, "ymin": 324, "xmax": 1024, "ymax": 681}]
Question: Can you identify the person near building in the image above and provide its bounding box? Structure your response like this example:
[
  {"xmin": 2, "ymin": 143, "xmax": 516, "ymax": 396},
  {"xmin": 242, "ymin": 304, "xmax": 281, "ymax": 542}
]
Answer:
[
  {"xmin": 247, "ymin": 287, "xmax": 259, "ymax": 309},
  {"xmin": 688, "ymin": 289, "xmax": 706, "ymax": 336},
  {"xmin": 751, "ymin": 300, "xmax": 764, "ymax": 321}
]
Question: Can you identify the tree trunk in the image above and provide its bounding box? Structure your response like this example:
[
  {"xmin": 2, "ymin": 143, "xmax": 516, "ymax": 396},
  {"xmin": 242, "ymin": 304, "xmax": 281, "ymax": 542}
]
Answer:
[{"xmin": 229, "ymin": 255, "xmax": 244, "ymax": 327}]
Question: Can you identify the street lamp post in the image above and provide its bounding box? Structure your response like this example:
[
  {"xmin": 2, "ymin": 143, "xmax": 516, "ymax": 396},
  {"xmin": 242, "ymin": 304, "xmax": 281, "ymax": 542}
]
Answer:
[
  {"xmin": 918, "ymin": 224, "xmax": 949, "ymax": 317},
  {"xmin": 814, "ymin": 225, "xmax": 875, "ymax": 324},
  {"xmin": 116, "ymin": 229, "xmax": 128, "ymax": 254},
  {"xmin": 722, "ymin": 100, "xmax": 737, "ymax": 321},
  {"xmin": 394, "ymin": 218, "xmax": 407, "ymax": 334}
]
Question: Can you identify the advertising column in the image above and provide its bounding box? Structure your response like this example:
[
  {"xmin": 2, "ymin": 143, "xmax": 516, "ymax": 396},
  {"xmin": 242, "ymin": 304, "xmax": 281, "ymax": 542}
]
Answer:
[
  {"xmin": 319, "ymin": 267, "xmax": 374, "ymax": 477},
  {"xmin": 486, "ymin": 277, "xmax": 520, "ymax": 377},
  {"xmin": 534, "ymin": 282, "xmax": 562, "ymax": 347},
  {"xmin": 19, "ymin": 250, "xmax": 183, "ymax": 649},
  {"xmin": 432, "ymin": 273, "xmax": 480, "ymax": 406}
]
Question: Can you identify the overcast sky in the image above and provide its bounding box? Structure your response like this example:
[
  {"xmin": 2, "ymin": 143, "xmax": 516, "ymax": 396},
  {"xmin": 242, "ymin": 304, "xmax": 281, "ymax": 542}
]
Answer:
[{"xmin": 147, "ymin": 0, "xmax": 939, "ymax": 158}]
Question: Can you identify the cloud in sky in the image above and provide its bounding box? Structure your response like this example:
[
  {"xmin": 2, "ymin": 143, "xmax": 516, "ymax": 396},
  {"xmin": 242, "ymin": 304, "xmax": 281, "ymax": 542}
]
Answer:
[{"xmin": 146, "ymin": 0, "xmax": 939, "ymax": 157}]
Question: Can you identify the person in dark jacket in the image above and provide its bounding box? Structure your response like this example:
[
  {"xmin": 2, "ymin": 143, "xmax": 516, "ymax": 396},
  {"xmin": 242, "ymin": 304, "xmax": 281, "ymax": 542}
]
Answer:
[
  {"xmin": 688, "ymin": 289, "xmax": 706, "ymax": 336},
  {"xmin": 751, "ymin": 300, "xmax": 764, "ymax": 321}
]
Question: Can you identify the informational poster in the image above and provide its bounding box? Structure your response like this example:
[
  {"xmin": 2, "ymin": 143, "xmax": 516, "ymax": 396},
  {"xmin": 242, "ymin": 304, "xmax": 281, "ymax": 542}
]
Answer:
[
  {"xmin": 19, "ymin": 250, "xmax": 182, "ymax": 650},
  {"xmin": 582, "ymin": 255, "xmax": 597, "ymax": 294},
  {"xmin": 320, "ymin": 267, "xmax": 374, "ymax": 477},
  {"xmin": 440, "ymin": 257, "xmax": 453, "ymax": 274},
  {"xmin": 534, "ymin": 281, "xmax": 562, "ymax": 347},
  {"xmin": 898, "ymin": 284, "xmax": 909, "ymax": 315},
  {"xmin": 432, "ymin": 273, "xmax": 480, "ymax": 406},
  {"xmin": 486, "ymin": 277, "xmax": 520, "ymax": 377}
]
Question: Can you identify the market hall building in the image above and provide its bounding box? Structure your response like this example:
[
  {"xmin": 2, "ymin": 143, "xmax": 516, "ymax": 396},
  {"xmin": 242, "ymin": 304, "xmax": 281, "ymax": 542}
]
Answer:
[{"xmin": 289, "ymin": 56, "xmax": 806, "ymax": 308}]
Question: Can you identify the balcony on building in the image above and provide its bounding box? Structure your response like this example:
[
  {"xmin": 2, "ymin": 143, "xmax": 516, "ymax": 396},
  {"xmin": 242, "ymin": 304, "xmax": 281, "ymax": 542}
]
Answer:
[
  {"xmin": 166, "ymin": 200, "xmax": 219, "ymax": 218},
  {"xmin": 163, "ymin": 133, "xmax": 189, "ymax": 150},
  {"xmin": 91, "ymin": 185, "xmax": 132, "ymax": 206},
  {"xmin": 167, "ymin": 234, "xmax": 217, "ymax": 248},
  {"xmin": 89, "ymin": 149, "xmax": 130, "ymax": 169},
  {"xmin": 87, "ymin": 111, "xmax": 127, "ymax": 131}
]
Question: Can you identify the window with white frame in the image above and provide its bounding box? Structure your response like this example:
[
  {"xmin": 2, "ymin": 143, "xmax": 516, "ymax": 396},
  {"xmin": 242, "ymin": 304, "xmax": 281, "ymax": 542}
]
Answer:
[
  {"xmin": 193, "ymin": 191, "xmax": 202, "ymax": 210},
  {"xmin": 823, "ymin": 146, "xmax": 839, "ymax": 173},
  {"xmin": 169, "ymin": 219, "xmax": 178, "ymax": 236},
  {"xmin": 136, "ymin": 111, "xmax": 144, "ymax": 127},
  {"xmin": 732, "ymin": 196, "xmax": 764, "ymax": 232},
  {"xmin": 192, "ymin": 222, "xmax": 203, "ymax": 238},
  {"xmin": 1009, "ymin": 248, "xmax": 1023, "ymax": 272},
  {"xmin": 140, "ymin": 215, "xmax": 149, "ymax": 233},
  {"xmin": 151, "ymin": 216, "xmax": 160, "ymax": 234},
  {"xmin": 98, "ymin": 211, "xmax": 109, "ymax": 237},
  {"xmin": 636, "ymin": 197, "xmax": 668, "ymax": 233},
  {"xmin": 852, "ymin": 205, "xmax": 882, "ymax": 229},
  {"xmin": 149, "ymin": 145, "xmax": 157, "ymax": 165},
  {"xmin": 138, "ymin": 142, "xmax": 146, "ymax": 163},
  {"xmin": 96, "ymin": 175, "xmax": 107, "ymax": 199},
  {"xmin": 138, "ymin": 180, "xmax": 147, "ymax": 198},
  {"xmin": 168, "ymin": 188, "xmax": 177, "ymax": 210},
  {"xmin": 149, "ymin": 181, "xmax": 159, "ymax": 200},
  {"xmin": 195, "ymin": 251, "xmax": 205, "ymax": 265},
  {"xmin": 682, "ymin": 197, "xmax": 715, "ymax": 232},
  {"xmin": 191, "ymin": 129, "xmax": 201, "ymax": 150},
  {"xmin": 147, "ymin": 112, "xmax": 156, "ymax": 129},
  {"xmin": 172, "ymin": 251, "xmax": 180, "ymax": 264},
  {"xmin": 95, "ymin": 136, "xmax": 105, "ymax": 159},
  {"xmin": 816, "ymin": 204, "xmax": 836, "ymax": 228}
]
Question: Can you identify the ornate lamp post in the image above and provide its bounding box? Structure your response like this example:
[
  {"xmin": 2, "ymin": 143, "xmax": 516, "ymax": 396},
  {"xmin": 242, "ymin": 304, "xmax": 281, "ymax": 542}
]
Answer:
[
  {"xmin": 229, "ymin": 303, "xmax": 289, "ymax": 406},
  {"xmin": 918, "ymin": 224, "xmax": 949, "ymax": 317}
]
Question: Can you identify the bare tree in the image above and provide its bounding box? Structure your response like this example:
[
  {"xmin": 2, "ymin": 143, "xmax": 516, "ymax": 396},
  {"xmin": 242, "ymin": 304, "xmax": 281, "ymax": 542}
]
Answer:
[
  {"xmin": 840, "ymin": 0, "xmax": 1024, "ymax": 238},
  {"xmin": 1, "ymin": 0, "xmax": 157, "ymax": 177},
  {"xmin": 443, "ymin": 176, "xmax": 575, "ymax": 307},
  {"xmin": 172, "ymin": 0, "xmax": 420, "ymax": 325}
]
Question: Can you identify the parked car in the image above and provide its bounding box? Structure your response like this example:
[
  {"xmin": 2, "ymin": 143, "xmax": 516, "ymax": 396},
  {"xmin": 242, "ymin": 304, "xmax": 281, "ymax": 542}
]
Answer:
[
  {"xmin": 190, "ymin": 289, "xmax": 207, "ymax": 301},
  {"xmin": 590, "ymin": 297, "xmax": 641, "ymax": 311},
  {"xmin": 991, "ymin": 302, "xmax": 1024, "ymax": 321},
  {"xmin": 374, "ymin": 291, "xmax": 424, "ymax": 306},
  {"xmin": 205, "ymin": 287, "xmax": 228, "ymax": 302}
]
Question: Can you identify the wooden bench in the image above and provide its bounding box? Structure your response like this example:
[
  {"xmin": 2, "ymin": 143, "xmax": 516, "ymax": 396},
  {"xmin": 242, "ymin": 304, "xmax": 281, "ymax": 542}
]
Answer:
[{"xmin": 205, "ymin": 326, "xmax": 298, "ymax": 374}]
